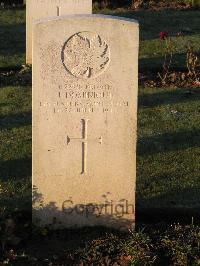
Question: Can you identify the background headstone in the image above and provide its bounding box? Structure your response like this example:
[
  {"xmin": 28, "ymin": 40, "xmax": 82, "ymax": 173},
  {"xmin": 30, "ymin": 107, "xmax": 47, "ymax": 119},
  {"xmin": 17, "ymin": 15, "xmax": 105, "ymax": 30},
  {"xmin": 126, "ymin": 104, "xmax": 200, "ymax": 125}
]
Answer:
[
  {"xmin": 26, "ymin": 0, "xmax": 92, "ymax": 64},
  {"xmin": 32, "ymin": 15, "xmax": 139, "ymax": 230}
]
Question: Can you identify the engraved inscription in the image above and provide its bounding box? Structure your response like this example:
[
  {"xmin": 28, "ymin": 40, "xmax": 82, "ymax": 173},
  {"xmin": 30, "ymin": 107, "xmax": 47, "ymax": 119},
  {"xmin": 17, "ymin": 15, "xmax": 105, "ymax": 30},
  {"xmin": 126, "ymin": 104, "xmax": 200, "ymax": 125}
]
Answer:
[
  {"xmin": 39, "ymin": 83, "xmax": 130, "ymax": 114},
  {"xmin": 61, "ymin": 32, "xmax": 110, "ymax": 79},
  {"xmin": 67, "ymin": 119, "xmax": 102, "ymax": 174}
]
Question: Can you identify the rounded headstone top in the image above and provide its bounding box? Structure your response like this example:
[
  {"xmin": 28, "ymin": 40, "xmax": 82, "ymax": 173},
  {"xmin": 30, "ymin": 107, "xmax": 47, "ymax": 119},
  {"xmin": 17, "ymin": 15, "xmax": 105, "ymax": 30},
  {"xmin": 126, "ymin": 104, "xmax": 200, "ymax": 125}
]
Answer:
[{"xmin": 34, "ymin": 14, "xmax": 139, "ymax": 27}]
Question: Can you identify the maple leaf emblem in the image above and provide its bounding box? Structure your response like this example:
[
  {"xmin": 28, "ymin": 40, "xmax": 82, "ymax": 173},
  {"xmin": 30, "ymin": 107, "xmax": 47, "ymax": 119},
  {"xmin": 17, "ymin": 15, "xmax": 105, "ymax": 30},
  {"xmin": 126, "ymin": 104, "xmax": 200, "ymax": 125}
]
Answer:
[{"xmin": 62, "ymin": 32, "xmax": 110, "ymax": 79}]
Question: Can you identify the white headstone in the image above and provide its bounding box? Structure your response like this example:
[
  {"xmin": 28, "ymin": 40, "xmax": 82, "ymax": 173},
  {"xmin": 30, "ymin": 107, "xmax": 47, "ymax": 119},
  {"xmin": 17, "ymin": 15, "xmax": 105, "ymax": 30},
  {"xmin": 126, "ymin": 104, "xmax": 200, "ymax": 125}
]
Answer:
[
  {"xmin": 26, "ymin": 0, "xmax": 92, "ymax": 64},
  {"xmin": 32, "ymin": 15, "xmax": 139, "ymax": 230}
]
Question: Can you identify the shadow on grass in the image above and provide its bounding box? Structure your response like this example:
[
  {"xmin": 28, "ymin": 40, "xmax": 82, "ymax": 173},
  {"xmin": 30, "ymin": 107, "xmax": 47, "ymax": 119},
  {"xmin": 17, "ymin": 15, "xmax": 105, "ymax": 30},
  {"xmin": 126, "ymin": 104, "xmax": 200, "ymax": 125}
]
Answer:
[
  {"xmin": 139, "ymin": 88, "xmax": 200, "ymax": 108},
  {"xmin": 137, "ymin": 187, "xmax": 200, "ymax": 224},
  {"xmin": 0, "ymin": 23, "xmax": 25, "ymax": 54},
  {"xmin": 27, "ymin": 225, "xmax": 123, "ymax": 260},
  {"xmin": 106, "ymin": 9, "xmax": 200, "ymax": 41},
  {"xmin": 0, "ymin": 23, "xmax": 25, "ymax": 67},
  {"xmin": 0, "ymin": 157, "xmax": 31, "ymax": 181},
  {"xmin": 0, "ymin": 111, "xmax": 31, "ymax": 129},
  {"xmin": 0, "ymin": 187, "xmax": 31, "ymax": 213},
  {"xmin": 137, "ymin": 129, "xmax": 200, "ymax": 155},
  {"xmin": 137, "ymin": 207, "xmax": 200, "ymax": 225},
  {"xmin": 139, "ymin": 52, "xmax": 200, "ymax": 72}
]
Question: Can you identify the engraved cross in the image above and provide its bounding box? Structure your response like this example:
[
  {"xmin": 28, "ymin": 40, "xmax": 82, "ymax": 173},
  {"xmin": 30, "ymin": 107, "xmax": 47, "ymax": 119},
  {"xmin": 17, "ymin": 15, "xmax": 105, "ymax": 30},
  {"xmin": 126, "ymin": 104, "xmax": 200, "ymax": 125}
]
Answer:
[
  {"xmin": 67, "ymin": 119, "xmax": 102, "ymax": 175},
  {"xmin": 56, "ymin": 6, "xmax": 60, "ymax": 16}
]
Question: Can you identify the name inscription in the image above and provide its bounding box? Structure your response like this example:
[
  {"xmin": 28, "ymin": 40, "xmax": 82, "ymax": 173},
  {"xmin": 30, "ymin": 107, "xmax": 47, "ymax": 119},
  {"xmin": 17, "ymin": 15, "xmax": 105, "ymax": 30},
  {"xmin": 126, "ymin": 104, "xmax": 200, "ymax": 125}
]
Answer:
[{"xmin": 40, "ymin": 84, "xmax": 129, "ymax": 113}]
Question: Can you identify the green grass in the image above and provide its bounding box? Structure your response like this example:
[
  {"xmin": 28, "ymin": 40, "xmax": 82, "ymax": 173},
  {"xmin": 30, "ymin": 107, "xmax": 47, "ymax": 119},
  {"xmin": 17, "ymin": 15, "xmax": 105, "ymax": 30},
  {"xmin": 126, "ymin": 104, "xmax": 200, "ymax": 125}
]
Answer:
[
  {"xmin": 0, "ymin": 9, "xmax": 25, "ymax": 68},
  {"xmin": 97, "ymin": 9, "xmax": 200, "ymax": 71},
  {"xmin": 0, "ymin": 86, "xmax": 31, "ymax": 212},
  {"xmin": 137, "ymin": 87, "xmax": 200, "ymax": 209}
]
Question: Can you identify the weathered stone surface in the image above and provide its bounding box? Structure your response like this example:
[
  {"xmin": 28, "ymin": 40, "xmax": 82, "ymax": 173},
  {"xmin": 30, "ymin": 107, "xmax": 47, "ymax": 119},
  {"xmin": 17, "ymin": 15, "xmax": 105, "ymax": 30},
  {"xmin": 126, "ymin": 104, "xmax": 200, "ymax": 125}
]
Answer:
[
  {"xmin": 26, "ymin": 0, "xmax": 92, "ymax": 64},
  {"xmin": 32, "ymin": 15, "xmax": 139, "ymax": 230}
]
